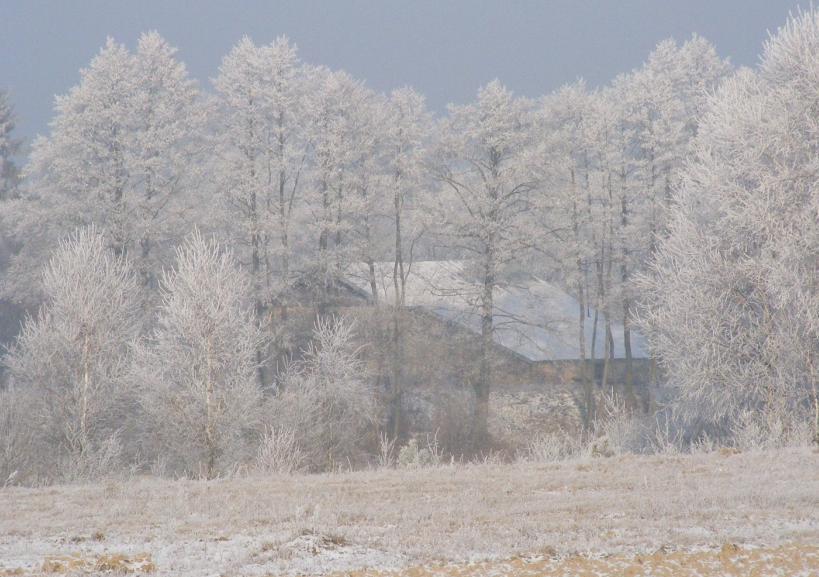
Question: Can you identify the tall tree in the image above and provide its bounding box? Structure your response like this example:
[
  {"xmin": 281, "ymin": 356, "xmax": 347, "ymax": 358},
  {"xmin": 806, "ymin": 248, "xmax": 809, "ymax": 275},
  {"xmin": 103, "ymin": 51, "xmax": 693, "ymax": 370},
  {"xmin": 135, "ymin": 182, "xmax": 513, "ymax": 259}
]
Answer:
[
  {"xmin": 1, "ymin": 35, "xmax": 201, "ymax": 307},
  {"xmin": 0, "ymin": 90, "xmax": 21, "ymax": 200},
  {"xmin": 536, "ymin": 81, "xmax": 597, "ymax": 426},
  {"xmin": 433, "ymin": 81, "xmax": 538, "ymax": 445},
  {"xmin": 382, "ymin": 87, "xmax": 431, "ymax": 438},
  {"xmin": 129, "ymin": 31, "xmax": 204, "ymax": 289},
  {"xmin": 341, "ymin": 84, "xmax": 389, "ymax": 306},
  {"xmin": 212, "ymin": 37, "xmax": 311, "ymax": 361},
  {"xmin": 638, "ymin": 10, "xmax": 819, "ymax": 438},
  {"xmin": 304, "ymin": 68, "xmax": 365, "ymax": 311}
]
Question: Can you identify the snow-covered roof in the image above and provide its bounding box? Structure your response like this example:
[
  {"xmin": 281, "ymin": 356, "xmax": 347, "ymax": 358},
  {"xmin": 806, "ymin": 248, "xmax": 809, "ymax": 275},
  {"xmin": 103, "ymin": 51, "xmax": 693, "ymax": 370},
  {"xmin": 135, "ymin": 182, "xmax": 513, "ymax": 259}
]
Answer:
[{"xmin": 345, "ymin": 260, "xmax": 649, "ymax": 362}]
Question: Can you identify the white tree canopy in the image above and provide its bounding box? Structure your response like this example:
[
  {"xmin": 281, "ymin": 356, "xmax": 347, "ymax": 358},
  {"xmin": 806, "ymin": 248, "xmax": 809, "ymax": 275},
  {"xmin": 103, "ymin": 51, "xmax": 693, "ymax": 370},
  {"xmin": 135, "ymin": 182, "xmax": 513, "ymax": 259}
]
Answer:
[
  {"xmin": 1, "ymin": 34, "xmax": 202, "ymax": 305},
  {"xmin": 638, "ymin": 11, "xmax": 819, "ymax": 428},
  {"xmin": 132, "ymin": 231, "xmax": 265, "ymax": 478},
  {"xmin": 4, "ymin": 226, "xmax": 141, "ymax": 466}
]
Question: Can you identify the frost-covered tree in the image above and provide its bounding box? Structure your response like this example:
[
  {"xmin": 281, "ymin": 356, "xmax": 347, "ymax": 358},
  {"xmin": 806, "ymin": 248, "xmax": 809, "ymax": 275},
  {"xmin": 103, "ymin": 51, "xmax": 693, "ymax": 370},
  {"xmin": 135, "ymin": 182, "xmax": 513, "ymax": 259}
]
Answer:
[
  {"xmin": 533, "ymin": 36, "xmax": 729, "ymax": 405},
  {"xmin": 433, "ymin": 80, "xmax": 538, "ymax": 444},
  {"xmin": 337, "ymin": 82, "xmax": 389, "ymax": 304},
  {"xmin": 626, "ymin": 35, "xmax": 730, "ymax": 296},
  {"xmin": 0, "ymin": 90, "xmax": 21, "ymax": 200},
  {"xmin": 2, "ymin": 34, "xmax": 201, "ymax": 306},
  {"xmin": 128, "ymin": 32, "xmax": 205, "ymax": 288},
  {"xmin": 593, "ymin": 37, "xmax": 728, "ymax": 391},
  {"xmin": 212, "ymin": 37, "xmax": 311, "ymax": 309},
  {"xmin": 638, "ymin": 10, "xmax": 819, "ymax": 438},
  {"xmin": 536, "ymin": 81, "xmax": 598, "ymax": 419},
  {"xmin": 382, "ymin": 87, "xmax": 431, "ymax": 438},
  {"xmin": 304, "ymin": 68, "xmax": 369, "ymax": 310},
  {"xmin": 133, "ymin": 231, "xmax": 265, "ymax": 478},
  {"xmin": 269, "ymin": 316, "xmax": 379, "ymax": 471},
  {"xmin": 3, "ymin": 227, "xmax": 141, "ymax": 477}
]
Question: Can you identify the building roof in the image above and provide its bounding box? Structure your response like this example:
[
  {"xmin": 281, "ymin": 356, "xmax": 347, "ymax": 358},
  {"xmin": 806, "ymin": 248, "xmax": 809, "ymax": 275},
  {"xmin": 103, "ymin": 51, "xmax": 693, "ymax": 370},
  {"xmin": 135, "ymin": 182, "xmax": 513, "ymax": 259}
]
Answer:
[{"xmin": 345, "ymin": 260, "xmax": 649, "ymax": 362}]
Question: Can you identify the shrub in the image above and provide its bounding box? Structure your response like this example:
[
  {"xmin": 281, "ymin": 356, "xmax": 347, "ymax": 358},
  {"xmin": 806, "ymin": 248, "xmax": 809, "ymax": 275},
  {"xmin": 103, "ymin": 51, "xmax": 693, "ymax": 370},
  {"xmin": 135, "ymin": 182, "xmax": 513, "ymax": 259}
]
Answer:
[
  {"xmin": 269, "ymin": 316, "xmax": 380, "ymax": 472},
  {"xmin": 255, "ymin": 426, "xmax": 306, "ymax": 475},
  {"xmin": 523, "ymin": 431, "xmax": 579, "ymax": 463},
  {"xmin": 0, "ymin": 387, "xmax": 37, "ymax": 486},
  {"xmin": 397, "ymin": 434, "xmax": 443, "ymax": 469}
]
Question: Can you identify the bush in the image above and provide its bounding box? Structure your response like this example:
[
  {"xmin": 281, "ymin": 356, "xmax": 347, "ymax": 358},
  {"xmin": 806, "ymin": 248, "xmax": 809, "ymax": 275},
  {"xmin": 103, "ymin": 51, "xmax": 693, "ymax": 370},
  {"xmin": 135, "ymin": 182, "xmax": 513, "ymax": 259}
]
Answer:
[
  {"xmin": 523, "ymin": 431, "xmax": 579, "ymax": 463},
  {"xmin": 57, "ymin": 432, "xmax": 125, "ymax": 484},
  {"xmin": 269, "ymin": 316, "xmax": 380, "ymax": 472},
  {"xmin": 730, "ymin": 408, "xmax": 813, "ymax": 451},
  {"xmin": 0, "ymin": 387, "xmax": 37, "ymax": 486},
  {"xmin": 255, "ymin": 426, "xmax": 306, "ymax": 475},
  {"xmin": 397, "ymin": 434, "xmax": 443, "ymax": 469},
  {"xmin": 589, "ymin": 390, "xmax": 650, "ymax": 456}
]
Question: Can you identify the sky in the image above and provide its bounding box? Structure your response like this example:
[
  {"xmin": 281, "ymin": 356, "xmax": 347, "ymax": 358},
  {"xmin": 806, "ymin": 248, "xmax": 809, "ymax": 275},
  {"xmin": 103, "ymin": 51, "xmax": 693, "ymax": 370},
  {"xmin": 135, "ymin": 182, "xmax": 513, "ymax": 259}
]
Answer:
[{"xmin": 0, "ymin": 0, "xmax": 803, "ymax": 147}]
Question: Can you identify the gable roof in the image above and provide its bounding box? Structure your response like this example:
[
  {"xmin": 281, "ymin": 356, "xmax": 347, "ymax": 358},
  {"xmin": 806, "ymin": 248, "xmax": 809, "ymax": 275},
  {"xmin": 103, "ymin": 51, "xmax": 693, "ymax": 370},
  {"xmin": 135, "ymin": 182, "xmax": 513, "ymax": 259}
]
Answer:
[{"xmin": 345, "ymin": 260, "xmax": 649, "ymax": 362}]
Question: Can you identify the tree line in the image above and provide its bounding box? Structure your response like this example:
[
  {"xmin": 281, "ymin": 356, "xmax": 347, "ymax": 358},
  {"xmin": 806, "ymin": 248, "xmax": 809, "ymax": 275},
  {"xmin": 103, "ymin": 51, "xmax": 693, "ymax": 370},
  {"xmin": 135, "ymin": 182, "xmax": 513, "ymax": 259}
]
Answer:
[{"xmin": 0, "ymin": 8, "xmax": 817, "ymax": 483}]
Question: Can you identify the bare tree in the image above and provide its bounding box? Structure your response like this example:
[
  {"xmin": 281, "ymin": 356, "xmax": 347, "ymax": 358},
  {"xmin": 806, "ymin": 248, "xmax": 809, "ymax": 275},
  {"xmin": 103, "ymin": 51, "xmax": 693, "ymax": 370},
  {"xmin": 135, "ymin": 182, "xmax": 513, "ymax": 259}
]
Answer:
[{"xmin": 382, "ymin": 87, "xmax": 431, "ymax": 439}]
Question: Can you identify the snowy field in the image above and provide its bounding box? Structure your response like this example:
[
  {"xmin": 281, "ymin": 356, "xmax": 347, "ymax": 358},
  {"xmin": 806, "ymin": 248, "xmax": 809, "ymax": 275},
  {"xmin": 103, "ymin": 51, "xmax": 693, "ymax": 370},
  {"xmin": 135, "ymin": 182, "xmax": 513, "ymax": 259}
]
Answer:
[{"xmin": 1, "ymin": 447, "xmax": 817, "ymax": 576}]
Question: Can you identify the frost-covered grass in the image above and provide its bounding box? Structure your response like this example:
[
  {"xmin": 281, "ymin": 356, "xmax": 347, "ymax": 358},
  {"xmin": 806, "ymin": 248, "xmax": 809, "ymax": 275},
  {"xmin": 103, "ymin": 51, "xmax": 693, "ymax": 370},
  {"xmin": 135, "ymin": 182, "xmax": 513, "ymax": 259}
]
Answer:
[{"xmin": 0, "ymin": 447, "xmax": 816, "ymax": 576}]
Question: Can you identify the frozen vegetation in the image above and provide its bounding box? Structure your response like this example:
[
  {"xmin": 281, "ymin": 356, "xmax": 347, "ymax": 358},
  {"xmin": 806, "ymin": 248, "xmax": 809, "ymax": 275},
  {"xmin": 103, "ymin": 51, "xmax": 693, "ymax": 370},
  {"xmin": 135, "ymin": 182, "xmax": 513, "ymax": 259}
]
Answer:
[
  {"xmin": 1, "ymin": 447, "xmax": 818, "ymax": 576},
  {"xmin": 0, "ymin": 4, "xmax": 817, "ymax": 576}
]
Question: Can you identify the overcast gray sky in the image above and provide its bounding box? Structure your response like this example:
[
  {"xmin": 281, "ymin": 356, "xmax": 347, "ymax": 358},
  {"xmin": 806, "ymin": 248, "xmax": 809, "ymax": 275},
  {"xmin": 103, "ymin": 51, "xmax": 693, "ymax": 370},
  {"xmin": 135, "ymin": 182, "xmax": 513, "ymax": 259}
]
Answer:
[{"xmin": 0, "ymin": 0, "xmax": 802, "ymax": 144}]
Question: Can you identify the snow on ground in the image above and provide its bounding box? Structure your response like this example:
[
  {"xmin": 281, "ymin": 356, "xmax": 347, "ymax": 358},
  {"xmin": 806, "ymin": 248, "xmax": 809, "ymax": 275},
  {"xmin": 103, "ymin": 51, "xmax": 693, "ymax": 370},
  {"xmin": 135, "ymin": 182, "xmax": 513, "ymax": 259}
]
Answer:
[{"xmin": 0, "ymin": 447, "xmax": 817, "ymax": 576}]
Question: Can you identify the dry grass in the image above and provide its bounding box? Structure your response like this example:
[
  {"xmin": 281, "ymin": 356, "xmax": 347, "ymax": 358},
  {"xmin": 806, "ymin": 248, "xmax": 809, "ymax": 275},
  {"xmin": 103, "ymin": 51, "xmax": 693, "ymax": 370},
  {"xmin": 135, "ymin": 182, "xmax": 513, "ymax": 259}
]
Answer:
[
  {"xmin": 40, "ymin": 553, "xmax": 155, "ymax": 574},
  {"xmin": 337, "ymin": 543, "xmax": 819, "ymax": 577},
  {"xmin": 0, "ymin": 447, "xmax": 816, "ymax": 576}
]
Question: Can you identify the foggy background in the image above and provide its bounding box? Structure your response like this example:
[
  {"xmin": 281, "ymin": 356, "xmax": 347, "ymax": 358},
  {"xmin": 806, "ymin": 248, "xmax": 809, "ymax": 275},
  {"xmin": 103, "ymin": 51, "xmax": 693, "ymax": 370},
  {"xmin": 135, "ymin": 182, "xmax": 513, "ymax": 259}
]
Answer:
[{"xmin": 1, "ymin": 0, "xmax": 802, "ymax": 144}]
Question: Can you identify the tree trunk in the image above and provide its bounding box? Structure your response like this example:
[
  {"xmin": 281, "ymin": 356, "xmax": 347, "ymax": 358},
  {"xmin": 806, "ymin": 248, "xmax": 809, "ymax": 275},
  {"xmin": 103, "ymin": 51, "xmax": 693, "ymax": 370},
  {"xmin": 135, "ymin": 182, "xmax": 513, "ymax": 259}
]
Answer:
[
  {"xmin": 390, "ymin": 308, "xmax": 402, "ymax": 440},
  {"xmin": 623, "ymin": 303, "xmax": 634, "ymax": 395},
  {"xmin": 590, "ymin": 305, "xmax": 600, "ymax": 384},
  {"xmin": 601, "ymin": 322, "xmax": 613, "ymax": 390},
  {"xmin": 362, "ymin": 193, "xmax": 378, "ymax": 305},
  {"xmin": 390, "ymin": 172, "xmax": 404, "ymax": 439},
  {"xmin": 571, "ymin": 168, "xmax": 593, "ymax": 429},
  {"xmin": 79, "ymin": 327, "xmax": 91, "ymax": 457},
  {"xmin": 601, "ymin": 171, "xmax": 614, "ymax": 391},
  {"xmin": 110, "ymin": 129, "xmax": 128, "ymax": 258},
  {"xmin": 317, "ymin": 178, "xmax": 331, "ymax": 315},
  {"xmin": 590, "ymin": 257, "xmax": 603, "ymax": 385},
  {"xmin": 245, "ymin": 102, "xmax": 266, "ymax": 389},
  {"xmin": 278, "ymin": 167, "xmax": 290, "ymax": 303},
  {"xmin": 204, "ymin": 336, "xmax": 217, "ymax": 479},
  {"xmin": 620, "ymin": 179, "xmax": 634, "ymax": 402},
  {"xmin": 277, "ymin": 114, "xmax": 291, "ymax": 307},
  {"xmin": 250, "ymin": 188, "xmax": 265, "ymax": 389},
  {"xmin": 475, "ymin": 246, "xmax": 495, "ymax": 448}
]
